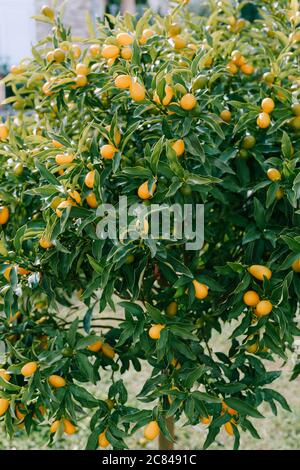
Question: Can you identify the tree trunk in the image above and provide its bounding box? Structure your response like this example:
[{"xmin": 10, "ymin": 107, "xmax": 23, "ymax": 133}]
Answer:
[{"xmin": 159, "ymin": 417, "xmax": 174, "ymax": 450}]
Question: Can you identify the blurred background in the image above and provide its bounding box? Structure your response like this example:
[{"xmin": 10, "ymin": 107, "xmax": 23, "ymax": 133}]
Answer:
[
  {"xmin": 0, "ymin": 0, "xmax": 204, "ymax": 71},
  {"xmin": 0, "ymin": 0, "xmax": 205, "ymax": 102}
]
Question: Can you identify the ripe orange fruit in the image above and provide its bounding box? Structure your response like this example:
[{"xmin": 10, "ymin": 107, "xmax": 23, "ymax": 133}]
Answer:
[
  {"xmin": 63, "ymin": 418, "xmax": 76, "ymax": 435},
  {"xmin": 75, "ymin": 63, "xmax": 89, "ymax": 76},
  {"xmin": 248, "ymin": 265, "xmax": 272, "ymax": 281},
  {"xmin": 180, "ymin": 93, "xmax": 197, "ymax": 110},
  {"xmin": 0, "ymin": 398, "xmax": 10, "ymax": 417},
  {"xmin": 170, "ymin": 358, "xmax": 181, "ymax": 369},
  {"xmin": 121, "ymin": 47, "xmax": 133, "ymax": 60},
  {"xmin": 220, "ymin": 109, "xmax": 231, "ymax": 122},
  {"xmin": 39, "ymin": 237, "xmax": 53, "ymax": 249},
  {"xmin": 243, "ymin": 290, "xmax": 260, "ymax": 307},
  {"xmin": 162, "ymin": 85, "xmax": 174, "ymax": 106},
  {"xmin": 139, "ymin": 29, "xmax": 155, "ymax": 44},
  {"xmin": 148, "ymin": 324, "xmax": 165, "ymax": 340},
  {"xmin": 21, "ymin": 361, "xmax": 38, "ymax": 377},
  {"xmin": 0, "ymin": 206, "xmax": 9, "ymax": 225},
  {"xmin": 55, "ymin": 154, "xmax": 74, "ymax": 165},
  {"xmin": 172, "ymin": 139, "xmax": 185, "ymax": 157},
  {"xmin": 84, "ymin": 170, "xmax": 95, "ymax": 189},
  {"xmin": 17, "ymin": 267, "xmax": 30, "ymax": 276},
  {"xmin": 144, "ymin": 421, "xmax": 160, "ymax": 441},
  {"xmin": 98, "ymin": 431, "xmax": 110, "ymax": 448},
  {"xmin": 100, "ymin": 144, "xmax": 117, "ymax": 159},
  {"xmin": 46, "ymin": 51, "xmax": 54, "ymax": 62},
  {"xmin": 86, "ymin": 192, "xmax": 98, "ymax": 208},
  {"xmin": 75, "ymin": 75, "xmax": 88, "ymax": 87},
  {"xmin": 52, "ymin": 139, "xmax": 63, "ymax": 148},
  {"xmin": 8, "ymin": 311, "xmax": 21, "ymax": 323},
  {"xmin": 56, "ymin": 200, "xmax": 74, "ymax": 218},
  {"xmin": 192, "ymin": 279, "xmax": 209, "ymax": 299},
  {"xmin": 15, "ymin": 404, "xmax": 26, "ymax": 420},
  {"xmin": 267, "ymin": 168, "xmax": 281, "ymax": 181},
  {"xmin": 200, "ymin": 415, "xmax": 212, "ymax": 425},
  {"xmin": 87, "ymin": 339, "xmax": 103, "ymax": 352},
  {"xmin": 89, "ymin": 44, "xmax": 101, "ymax": 57},
  {"xmin": 275, "ymin": 187, "xmax": 284, "ymax": 200},
  {"xmin": 231, "ymin": 50, "xmax": 242, "ymax": 63},
  {"xmin": 53, "ymin": 48, "xmax": 65, "ymax": 63},
  {"xmin": 254, "ymin": 300, "xmax": 273, "ymax": 317},
  {"xmin": 102, "ymin": 343, "xmax": 115, "ymax": 359},
  {"xmin": 116, "ymin": 32, "xmax": 134, "ymax": 46},
  {"xmin": 0, "ymin": 369, "xmax": 10, "ymax": 382},
  {"xmin": 222, "ymin": 402, "xmax": 238, "ymax": 416},
  {"xmin": 41, "ymin": 5, "xmax": 54, "ymax": 20},
  {"xmin": 168, "ymin": 23, "xmax": 181, "ymax": 37},
  {"xmin": 167, "ymin": 386, "xmax": 179, "ymax": 404},
  {"xmin": 240, "ymin": 63, "xmax": 254, "ymax": 75},
  {"xmin": 102, "ymin": 45, "xmax": 120, "ymax": 59},
  {"xmin": 3, "ymin": 266, "xmax": 11, "ymax": 282},
  {"xmin": 0, "ymin": 124, "xmax": 9, "ymax": 140},
  {"xmin": 166, "ymin": 301, "xmax": 178, "ymax": 317},
  {"xmin": 292, "ymin": 258, "xmax": 300, "ymax": 272},
  {"xmin": 115, "ymin": 74, "xmax": 132, "ymax": 89},
  {"xmin": 10, "ymin": 64, "xmax": 24, "ymax": 75},
  {"xmin": 42, "ymin": 81, "xmax": 52, "ymax": 96},
  {"xmin": 50, "ymin": 420, "xmax": 60, "ymax": 433},
  {"xmin": 138, "ymin": 181, "xmax": 156, "ymax": 199},
  {"xmin": 172, "ymin": 35, "xmax": 187, "ymax": 49},
  {"xmin": 226, "ymin": 61, "xmax": 238, "ymax": 74},
  {"xmin": 257, "ymin": 112, "xmax": 271, "ymax": 128},
  {"xmin": 224, "ymin": 421, "xmax": 234, "ymax": 436},
  {"xmin": 107, "ymin": 58, "xmax": 116, "ymax": 67},
  {"xmin": 48, "ymin": 375, "xmax": 66, "ymax": 388},
  {"xmin": 261, "ymin": 97, "xmax": 275, "ymax": 113},
  {"xmin": 292, "ymin": 103, "xmax": 300, "ymax": 116},
  {"xmin": 69, "ymin": 190, "xmax": 81, "ymax": 205},
  {"xmin": 71, "ymin": 44, "xmax": 81, "ymax": 58},
  {"xmin": 130, "ymin": 81, "xmax": 146, "ymax": 102},
  {"xmin": 247, "ymin": 342, "xmax": 259, "ymax": 353}
]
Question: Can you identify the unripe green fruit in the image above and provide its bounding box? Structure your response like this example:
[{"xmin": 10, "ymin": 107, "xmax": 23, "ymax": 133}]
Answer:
[
  {"xmin": 13, "ymin": 163, "xmax": 24, "ymax": 176},
  {"xmin": 241, "ymin": 135, "xmax": 256, "ymax": 149},
  {"xmin": 192, "ymin": 75, "xmax": 208, "ymax": 90},
  {"xmin": 180, "ymin": 183, "xmax": 192, "ymax": 196}
]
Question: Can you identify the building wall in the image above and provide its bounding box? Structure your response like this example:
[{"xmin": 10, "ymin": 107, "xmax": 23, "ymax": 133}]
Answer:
[
  {"xmin": 34, "ymin": 0, "xmax": 105, "ymax": 40},
  {"xmin": 0, "ymin": 0, "xmax": 36, "ymax": 66}
]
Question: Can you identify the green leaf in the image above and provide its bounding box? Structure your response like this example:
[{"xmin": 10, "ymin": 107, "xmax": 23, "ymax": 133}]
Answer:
[
  {"xmin": 34, "ymin": 159, "xmax": 60, "ymax": 185},
  {"xmin": 225, "ymin": 397, "xmax": 264, "ymax": 418},
  {"xmin": 150, "ymin": 136, "xmax": 164, "ymax": 173},
  {"xmin": 281, "ymin": 131, "xmax": 293, "ymax": 158},
  {"xmin": 145, "ymin": 302, "xmax": 165, "ymax": 322},
  {"xmin": 69, "ymin": 384, "xmax": 99, "ymax": 408},
  {"xmin": 67, "ymin": 318, "xmax": 79, "ymax": 348},
  {"xmin": 186, "ymin": 173, "xmax": 221, "ymax": 186},
  {"xmin": 192, "ymin": 390, "xmax": 222, "ymax": 403}
]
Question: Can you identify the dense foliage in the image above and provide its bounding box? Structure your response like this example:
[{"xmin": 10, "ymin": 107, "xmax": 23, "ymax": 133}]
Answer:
[{"xmin": 0, "ymin": 0, "xmax": 299, "ymax": 450}]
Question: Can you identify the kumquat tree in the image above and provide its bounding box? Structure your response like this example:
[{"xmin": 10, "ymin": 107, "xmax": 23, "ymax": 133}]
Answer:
[{"xmin": 0, "ymin": 0, "xmax": 300, "ymax": 451}]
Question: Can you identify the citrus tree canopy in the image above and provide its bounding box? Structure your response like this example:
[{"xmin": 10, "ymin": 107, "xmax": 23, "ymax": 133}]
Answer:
[{"xmin": 0, "ymin": 0, "xmax": 300, "ymax": 450}]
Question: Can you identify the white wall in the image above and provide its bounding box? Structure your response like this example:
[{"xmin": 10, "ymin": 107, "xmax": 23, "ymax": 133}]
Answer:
[{"xmin": 0, "ymin": 0, "xmax": 36, "ymax": 66}]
